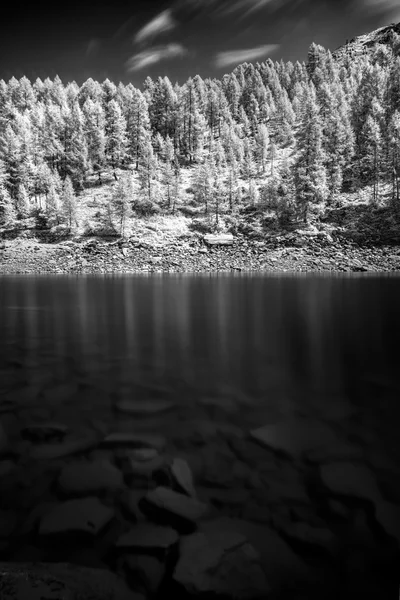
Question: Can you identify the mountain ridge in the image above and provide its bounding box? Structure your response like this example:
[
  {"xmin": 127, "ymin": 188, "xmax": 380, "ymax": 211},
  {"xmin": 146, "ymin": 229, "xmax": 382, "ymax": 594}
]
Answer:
[{"xmin": 333, "ymin": 21, "xmax": 400, "ymax": 60}]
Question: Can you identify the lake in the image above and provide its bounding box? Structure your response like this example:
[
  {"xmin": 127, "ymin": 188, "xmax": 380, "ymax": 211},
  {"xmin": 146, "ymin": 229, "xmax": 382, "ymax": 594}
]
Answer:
[{"xmin": 0, "ymin": 273, "xmax": 400, "ymax": 598}]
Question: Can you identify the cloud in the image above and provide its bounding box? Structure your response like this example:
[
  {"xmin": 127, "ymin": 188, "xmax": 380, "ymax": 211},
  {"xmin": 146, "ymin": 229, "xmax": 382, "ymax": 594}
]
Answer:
[
  {"xmin": 215, "ymin": 43, "xmax": 280, "ymax": 68},
  {"xmin": 126, "ymin": 43, "xmax": 188, "ymax": 72},
  {"xmin": 222, "ymin": 0, "xmax": 278, "ymax": 16},
  {"xmin": 355, "ymin": 0, "xmax": 400, "ymax": 22},
  {"xmin": 86, "ymin": 38, "xmax": 101, "ymax": 57},
  {"xmin": 134, "ymin": 9, "xmax": 177, "ymax": 44},
  {"xmin": 175, "ymin": 0, "xmax": 291, "ymax": 18}
]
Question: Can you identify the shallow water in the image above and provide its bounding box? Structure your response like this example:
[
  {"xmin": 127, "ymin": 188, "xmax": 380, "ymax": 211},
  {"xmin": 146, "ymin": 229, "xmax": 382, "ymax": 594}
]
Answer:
[{"xmin": 1, "ymin": 273, "xmax": 400, "ymax": 597}]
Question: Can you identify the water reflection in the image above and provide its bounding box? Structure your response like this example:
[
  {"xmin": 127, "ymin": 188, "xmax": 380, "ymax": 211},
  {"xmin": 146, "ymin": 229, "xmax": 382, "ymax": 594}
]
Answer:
[{"xmin": 1, "ymin": 274, "xmax": 400, "ymax": 421}]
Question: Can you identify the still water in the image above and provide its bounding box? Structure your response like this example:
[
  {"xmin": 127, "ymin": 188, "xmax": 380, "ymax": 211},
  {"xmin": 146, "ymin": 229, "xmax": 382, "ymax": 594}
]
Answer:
[
  {"xmin": 1, "ymin": 273, "xmax": 400, "ymax": 442},
  {"xmin": 1, "ymin": 273, "xmax": 400, "ymax": 597}
]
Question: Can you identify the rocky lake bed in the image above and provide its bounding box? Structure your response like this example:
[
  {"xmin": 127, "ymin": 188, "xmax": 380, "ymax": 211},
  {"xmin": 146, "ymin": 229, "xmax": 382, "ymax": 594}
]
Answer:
[{"xmin": 1, "ymin": 371, "xmax": 400, "ymax": 600}]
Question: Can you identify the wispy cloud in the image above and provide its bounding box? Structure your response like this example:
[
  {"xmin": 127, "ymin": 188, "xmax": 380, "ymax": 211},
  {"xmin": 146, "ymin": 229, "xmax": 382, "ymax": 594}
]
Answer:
[
  {"xmin": 176, "ymin": 0, "xmax": 292, "ymax": 18},
  {"xmin": 222, "ymin": 0, "xmax": 278, "ymax": 16},
  {"xmin": 357, "ymin": 0, "xmax": 400, "ymax": 22},
  {"xmin": 126, "ymin": 43, "xmax": 188, "ymax": 72},
  {"xmin": 86, "ymin": 38, "xmax": 101, "ymax": 58},
  {"xmin": 134, "ymin": 9, "xmax": 177, "ymax": 44},
  {"xmin": 215, "ymin": 43, "xmax": 280, "ymax": 68}
]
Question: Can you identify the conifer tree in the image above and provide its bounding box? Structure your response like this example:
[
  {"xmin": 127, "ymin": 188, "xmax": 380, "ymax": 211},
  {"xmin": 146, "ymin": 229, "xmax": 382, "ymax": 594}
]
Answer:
[
  {"xmin": 83, "ymin": 98, "xmax": 106, "ymax": 182},
  {"xmin": 46, "ymin": 179, "xmax": 62, "ymax": 225},
  {"xmin": 16, "ymin": 184, "xmax": 30, "ymax": 219},
  {"xmin": 0, "ymin": 159, "xmax": 16, "ymax": 225},
  {"xmin": 104, "ymin": 99, "xmax": 127, "ymax": 180},
  {"xmin": 61, "ymin": 176, "xmax": 78, "ymax": 228},
  {"xmin": 294, "ymin": 84, "xmax": 328, "ymax": 222},
  {"xmin": 112, "ymin": 173, "xmax": 133, "ymax": 236},
  {"xmin": 255, "ymin": 123, "xmax": 269, "ymax": 174}
]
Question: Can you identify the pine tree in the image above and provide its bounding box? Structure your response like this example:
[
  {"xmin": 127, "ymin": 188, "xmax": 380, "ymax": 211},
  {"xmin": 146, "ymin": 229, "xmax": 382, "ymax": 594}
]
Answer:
[
  {"xmin": 125, "ymin": 88, "xmax": 151, "ymax": 170},
  {"xmin": 16, "ymin": 184, "xmax": 30, "ymax": 219},
  {"xmin": 136, "ymin": 139, "xmax": 161, "ymax": 213},
  {"xmin": 255, "ymin": 123, "xmax": 269, "ymax": 174},
  {"xmin": 294, "ymin": 84, "xmax": 328, "ymax": 222},
  {"xmin": 46, "ymin": 179, "xmax": 62, "ymax": 225},
  {"xmin": 112, "ymin": 174, "xmax": 133, "ymax": 236},
  {"xmin": 0, "ymin": 159, "xmax": 16, "ymax": 226},
  {"xmin": 61, "ymin": 176, "xmax": 78, "ymax": 228},
  {"xmin": 389, "ymin": 110, "xmax": 400, "ymax": 203},
  {"xmin": 104, "ymin": 99, "xmax": 127, "ymax": 180},
  {"xmin": 83, "ymin": 98, "xmax": 106, "ymax": 182},
  {"xmin": 193, "ymin": 156, "xmax": 215, "ymax": 214}
]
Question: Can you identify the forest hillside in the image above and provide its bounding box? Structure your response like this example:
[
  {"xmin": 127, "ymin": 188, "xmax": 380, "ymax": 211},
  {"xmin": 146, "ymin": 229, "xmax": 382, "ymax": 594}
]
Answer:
[{"xmin": 2, "ymin": 22, "xmax": 400, "ymax": 271}]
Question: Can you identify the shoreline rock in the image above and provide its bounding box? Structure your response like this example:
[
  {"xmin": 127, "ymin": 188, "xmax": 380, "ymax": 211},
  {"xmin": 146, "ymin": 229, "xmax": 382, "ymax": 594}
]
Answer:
[{"xmin": 0, "ymin": 234, "xmax": 399, "ymax": 275}]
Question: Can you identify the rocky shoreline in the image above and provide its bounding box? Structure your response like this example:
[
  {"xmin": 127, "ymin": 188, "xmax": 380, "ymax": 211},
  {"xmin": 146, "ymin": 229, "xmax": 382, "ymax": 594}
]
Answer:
[{"xmin": 1, "ymin": 231, "xmax": 400, "ymax": 275}]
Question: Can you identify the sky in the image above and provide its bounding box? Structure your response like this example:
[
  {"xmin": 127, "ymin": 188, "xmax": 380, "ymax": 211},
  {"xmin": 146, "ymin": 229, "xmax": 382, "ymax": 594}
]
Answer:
[{"xmin": 0, "ymin": 0, "xmax": 399, "ymax": 87}]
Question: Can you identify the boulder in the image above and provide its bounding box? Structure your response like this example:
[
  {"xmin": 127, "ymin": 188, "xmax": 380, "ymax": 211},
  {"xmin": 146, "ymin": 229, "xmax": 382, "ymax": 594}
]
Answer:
[
  {"xmin": 173, "ymin": 530, "xmax": 270, "ymax": 599},
  {"xmin": 204, "ymin": 233, "xmax": 234, "ymax": 246}
]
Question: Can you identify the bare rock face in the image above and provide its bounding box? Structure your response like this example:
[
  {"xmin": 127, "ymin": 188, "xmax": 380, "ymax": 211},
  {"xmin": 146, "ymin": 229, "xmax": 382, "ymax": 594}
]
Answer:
[
  {"xmin": 204, "ymin": 233, "xmax": 234, "ymax": 246},
  {"xmin": 0, "ymin": 562, "xmax": 134, "ymax": 600},
  {"xmin": 173, "ymin": 530, "xmax": 271, "ymax": 599},
  {"xmin": 333, "ymin": 22, "xmax": 400, "ymax": 62}
]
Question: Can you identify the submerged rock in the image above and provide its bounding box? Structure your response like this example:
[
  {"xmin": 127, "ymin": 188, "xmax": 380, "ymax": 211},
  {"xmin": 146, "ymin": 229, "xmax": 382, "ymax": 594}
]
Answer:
[
  {"xmin": 116, "ymin": 523, "xmax": 179, "ymax": 552},
  {"xmin": 199, "ymin": 517, "xmax": 313, "ymax": 593},
  {"xmin": 173, "ymin": 529, "xmax": 270, "ymax": 598},
  {"xmin": 102, "ymin": 432, "xmax": 166, "ymax": 451},
  {"xmin": 170, "ymin": 457, "xmax": 197, "ymax": 497},
  {"xmin": 0, "ymin": 509, "xmax": 18, "ymax": 538},
  {"xmin": 30, "ymin": 434, "xmax": 98, "ymax": 460},
  {"xmin": 58, "ymin": 459, "xmax": 124, "ymax": 495},
  {"xmin": 122, "ymin": 554, "xmax": 166, "ymax": 595},
  {"xmin": 250, "ymin": 419, "xmax": 341, "ymax": 460},
  {"xmin": 116, "ymin": 399, "xmax": 176, "ymax": 416},
  {"xmin": 0, "ymin": 562, "xmax": 133, "ymax": 600},
  {"xmin": 0, "ymin": 421, "xmax": 7, "ymax": 454},
  {"xmin": 21, "ymin": 422, "xmax": 69, "ymax": 442},
  {"xmin": 320, "ymin": 462, "xmax": 382, "ymax": 503},
  {"xmin": 140, "ymin": 486, "xmax": 208, "ymax": 530},
  {"xmin": 39, "ymin": 497, "xmax": 114, "ymax": 536}
]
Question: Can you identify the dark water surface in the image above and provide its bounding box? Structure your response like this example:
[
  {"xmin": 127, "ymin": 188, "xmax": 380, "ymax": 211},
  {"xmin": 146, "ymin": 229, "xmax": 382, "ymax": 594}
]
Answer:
[{"xmin": 1, "ymin": 273, "xmax": 400, "ymax": 598}]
